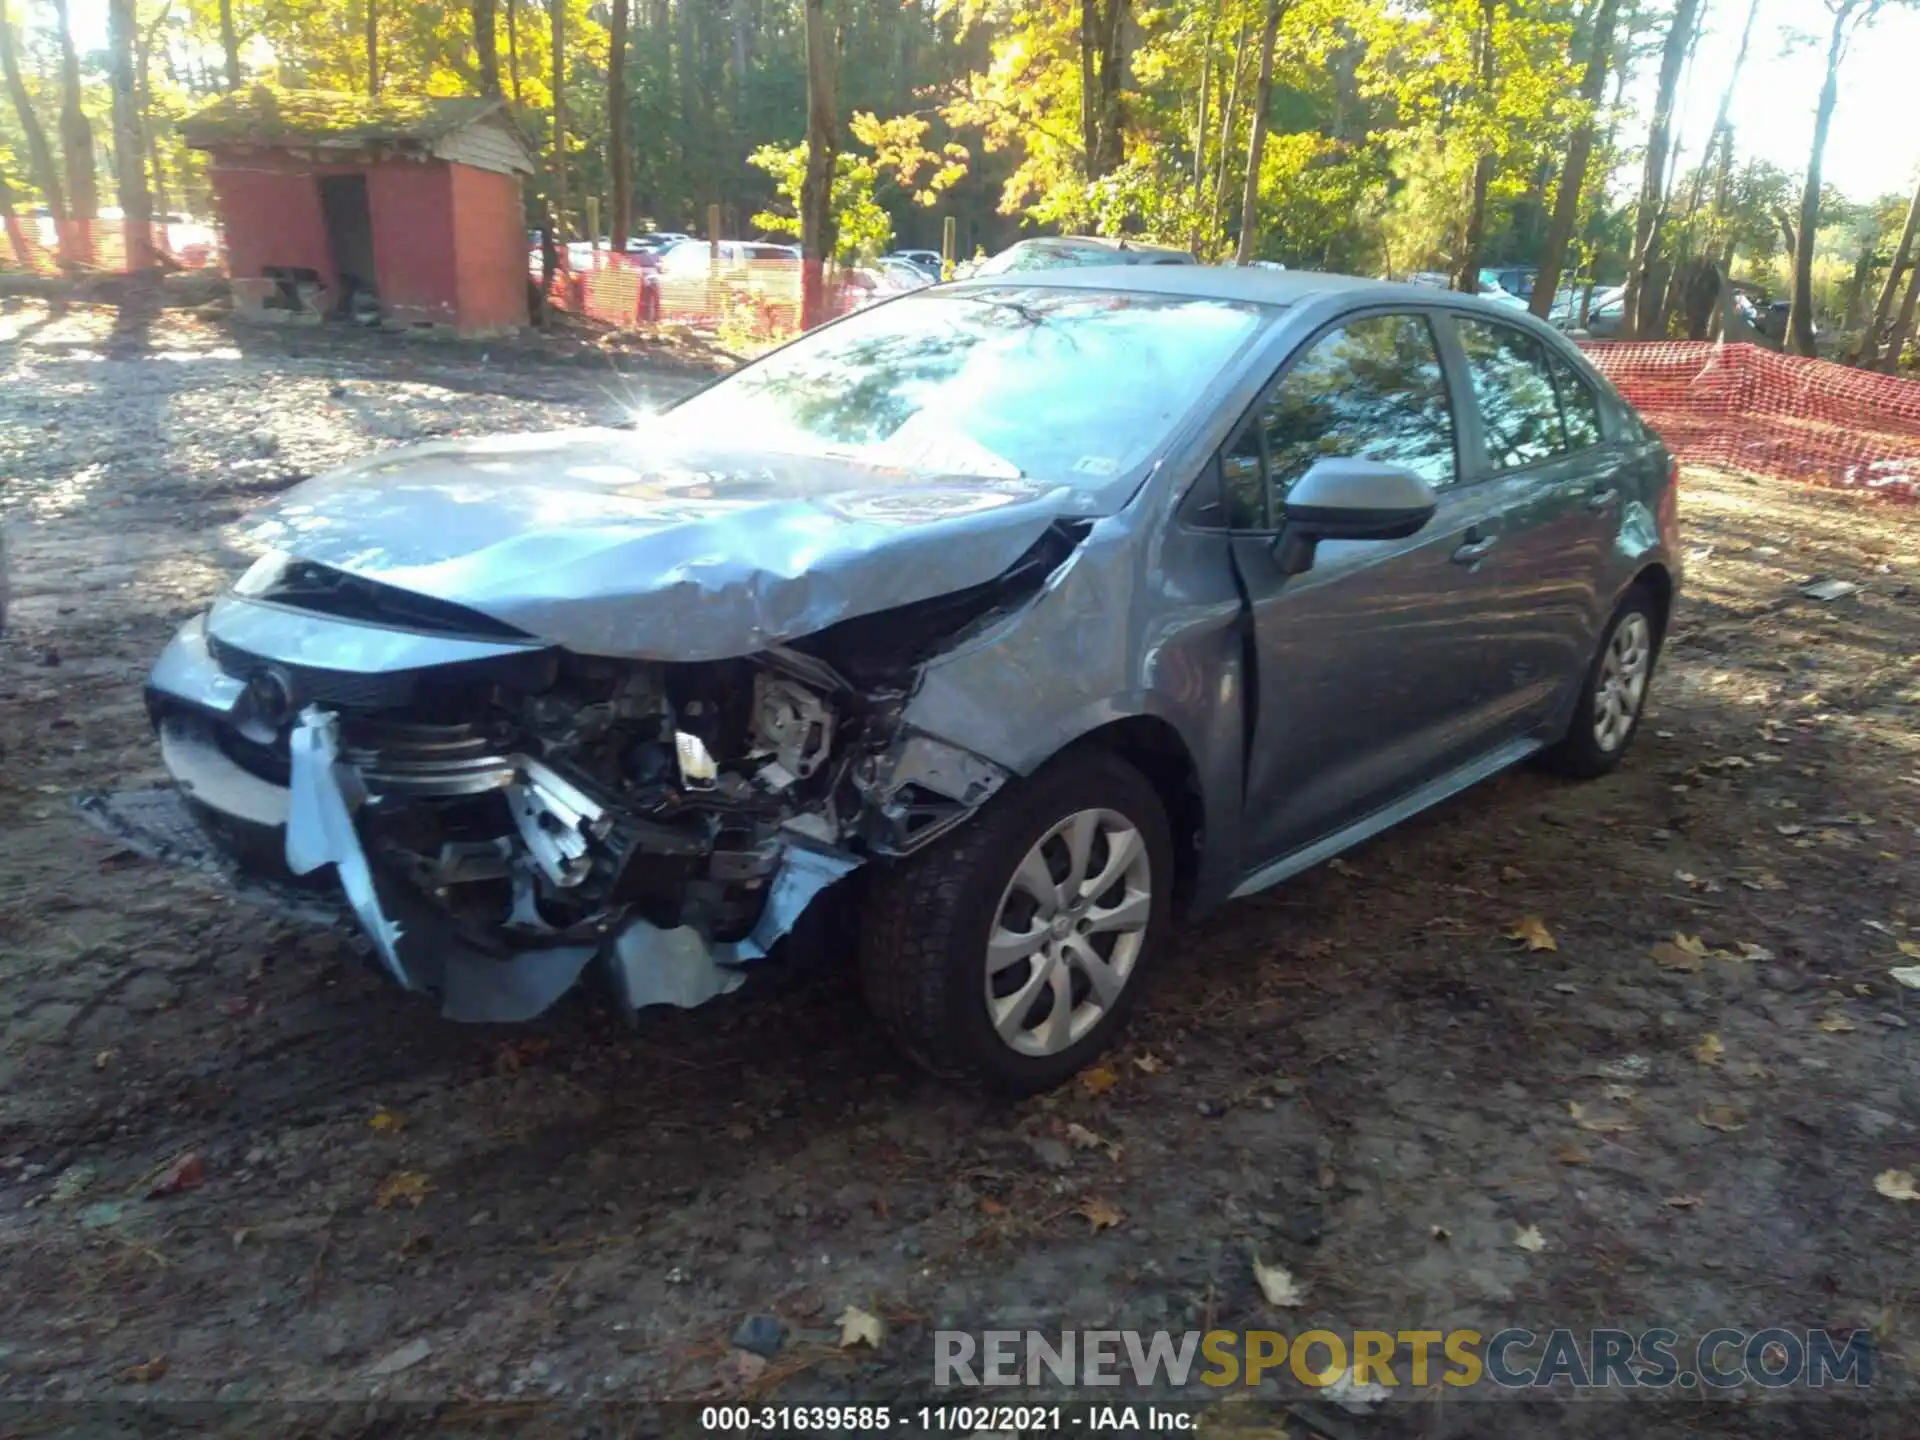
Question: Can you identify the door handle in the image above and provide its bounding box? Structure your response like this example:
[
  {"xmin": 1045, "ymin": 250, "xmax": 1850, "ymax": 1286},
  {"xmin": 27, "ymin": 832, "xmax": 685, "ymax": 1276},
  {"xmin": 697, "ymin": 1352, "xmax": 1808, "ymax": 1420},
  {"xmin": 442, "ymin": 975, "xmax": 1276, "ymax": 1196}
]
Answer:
[
  {"xmin": 1586, "ymin": 487, "xmax": 1620, "ymax": 511},
  {"xmin": 1452, "ymin": 533, "xmax": 1498, "ymax": 565}
]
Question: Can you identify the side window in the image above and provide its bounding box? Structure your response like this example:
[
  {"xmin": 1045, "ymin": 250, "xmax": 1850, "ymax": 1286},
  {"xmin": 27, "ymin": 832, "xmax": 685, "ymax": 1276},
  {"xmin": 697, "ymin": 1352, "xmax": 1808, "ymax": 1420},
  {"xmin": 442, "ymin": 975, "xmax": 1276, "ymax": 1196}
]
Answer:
[
  {"xmin": 1547, "ymin": 350, "xmax": 1604, "ymax": 450},
  {"xmin": 1456, "ymin": 317, "xmax": 1566, "ymax": 470},
  {"xmin": 1221, "ymin": 313, "xmax": 1455, "ymax": 528}
]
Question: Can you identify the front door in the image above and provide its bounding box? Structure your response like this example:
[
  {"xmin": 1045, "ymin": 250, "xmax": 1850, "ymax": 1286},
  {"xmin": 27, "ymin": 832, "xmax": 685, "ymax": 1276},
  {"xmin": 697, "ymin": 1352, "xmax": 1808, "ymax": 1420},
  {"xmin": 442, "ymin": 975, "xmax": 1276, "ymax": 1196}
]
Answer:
[{"xmin": 1226, "ymin": 310, "xmax": 1519, "ymax": 864}]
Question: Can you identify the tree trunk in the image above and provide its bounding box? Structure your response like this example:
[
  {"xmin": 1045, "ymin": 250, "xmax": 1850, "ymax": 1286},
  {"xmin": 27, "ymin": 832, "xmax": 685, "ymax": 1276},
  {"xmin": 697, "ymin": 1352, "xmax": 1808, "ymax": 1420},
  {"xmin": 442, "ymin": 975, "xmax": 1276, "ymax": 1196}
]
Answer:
[
  {"xmin": 1532, "ymin": 0, "xmax": 1621, "ymax": 318},
  {"xmin": 1190, "ymin": 8, "xmax": 1216, "ymax": 231},
  {"xmin": 1621, "ymin": 0, "xmax": 1704, "ymax": 339},
  {"xmin": 49, "ymin": 0, "xmax": 97, "ymax": 267},
  {"xmin": 0, "ymin": 160, "xmax": 31, "ymax": 266},
  {"xmin": 366, "ymin": 0, "xmax": 379, "ymax": 96},
  {"xmin": 107, "ymin": 0, "xmax": 154, "ymax": 272},
  {"xmin": 551, "ymin": 0, "xmax": 568, "ymax": 239},
  {"xmin": 219, "ymin": 0, "xmax": 240, "ymax": 90},
  {"xmin": 1860, "ymin": 173, "xmax": 1920, "ymax": 369},
  {"xmin": 1681, "ymin": 0, "xmax": 1759, "ymax": 222},
  {"xmin": 1451, "ymin": 0, "xmax": 1497, "ymax": 293},
  {"xmin": 505, "ymin": 0, "xmax": 520, "ymax": 102},
  {"xmin": 799, "ymin": 0, "xmax": 838, "ymax": 329},
  {"xmin": 1207, "ymin": 26, "xmax": 1250, "ymax": 260},
  {"xmin": 607, "ymin": 0, "xmax": 629, "ymax": 248},
  {"xmin": 0, "ymin": 0, "xmax": 67, "ymax": 258},
  {"xmin": 473, "ymin": 0, "xmax": 501, "ymax": 97},
  {"xmin": 731, "ymin": 0, "xmax": 749, "ymax": 110},
  {"xmin": 1078, "ymin": 0, "xmax": 1128, "ymax": 182},
  {"xmin": 678, "ymin": 0, "xmax": 701, "ymax": 212},
  {"xmin": 1234, "ymin": 0, "xmax": 1285, "ymax": 265},
  {"xmin": 1787, "ymin": 0, "xmax": 1869, "ymax": 358},
  {"xmin": 1882, "ymin": 249, "xmax": 1919, "ymax": 373},
  {"xmin": 136, "ymin": 5, "xmax": 170, "ymax": 236}
]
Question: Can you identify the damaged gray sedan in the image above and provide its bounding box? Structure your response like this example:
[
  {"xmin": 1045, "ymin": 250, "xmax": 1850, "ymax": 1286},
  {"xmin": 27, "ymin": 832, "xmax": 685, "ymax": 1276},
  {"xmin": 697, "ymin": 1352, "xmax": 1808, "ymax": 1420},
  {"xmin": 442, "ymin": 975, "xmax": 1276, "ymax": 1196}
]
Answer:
[{"xmin": 96, "ymin": 267, "xmax": 1679, "ymax": 1093}]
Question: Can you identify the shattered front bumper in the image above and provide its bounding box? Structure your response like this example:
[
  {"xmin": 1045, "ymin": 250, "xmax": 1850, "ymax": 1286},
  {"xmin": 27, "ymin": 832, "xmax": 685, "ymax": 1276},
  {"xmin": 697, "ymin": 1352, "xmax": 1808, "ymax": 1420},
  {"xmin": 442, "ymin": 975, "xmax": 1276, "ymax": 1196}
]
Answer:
[{"xmin": 84, "ymin": 614, "xmax": 861, "ymax": 1023}]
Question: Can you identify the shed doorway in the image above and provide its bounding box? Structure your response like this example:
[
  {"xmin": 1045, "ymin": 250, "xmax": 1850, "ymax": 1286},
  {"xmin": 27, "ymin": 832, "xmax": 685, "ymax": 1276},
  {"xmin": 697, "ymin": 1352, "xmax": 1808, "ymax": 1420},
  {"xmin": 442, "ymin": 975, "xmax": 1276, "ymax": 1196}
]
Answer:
[{"xmin": 318, "ymin": 174, "xmax": 377, "ymax": 319}]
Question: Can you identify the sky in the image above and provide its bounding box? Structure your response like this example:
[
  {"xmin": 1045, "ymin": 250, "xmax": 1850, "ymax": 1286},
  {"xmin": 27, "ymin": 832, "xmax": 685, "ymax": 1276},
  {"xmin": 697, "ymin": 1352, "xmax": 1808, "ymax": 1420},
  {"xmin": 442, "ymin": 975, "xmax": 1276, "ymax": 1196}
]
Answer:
[{"xmin": 1629, "ymin": 0, "xmax": 1920, "ymax": 203}]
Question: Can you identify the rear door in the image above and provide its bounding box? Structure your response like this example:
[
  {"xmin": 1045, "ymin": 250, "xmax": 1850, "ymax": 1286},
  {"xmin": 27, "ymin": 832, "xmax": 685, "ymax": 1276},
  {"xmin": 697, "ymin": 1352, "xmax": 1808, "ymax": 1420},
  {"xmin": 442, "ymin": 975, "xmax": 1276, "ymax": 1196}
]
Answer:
[
  {"xmin": 1445, "ymin": 312, "xmax": 1621, "ymax": 733},
  {"xmin": 1225, "ymin": 310, "xmax": 1524, "ymax": 863}
]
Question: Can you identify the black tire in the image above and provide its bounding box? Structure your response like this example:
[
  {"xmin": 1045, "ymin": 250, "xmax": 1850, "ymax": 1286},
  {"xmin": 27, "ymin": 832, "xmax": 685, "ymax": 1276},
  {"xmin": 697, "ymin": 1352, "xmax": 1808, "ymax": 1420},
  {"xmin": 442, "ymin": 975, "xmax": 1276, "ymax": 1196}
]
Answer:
[
  {"xmin": 858, "ymin": 746, "xmax": 1174, "ymax": 1095},
  {"xmin": 1540, "ymin": 584, "xmax": 1662, "ymax": 779}
]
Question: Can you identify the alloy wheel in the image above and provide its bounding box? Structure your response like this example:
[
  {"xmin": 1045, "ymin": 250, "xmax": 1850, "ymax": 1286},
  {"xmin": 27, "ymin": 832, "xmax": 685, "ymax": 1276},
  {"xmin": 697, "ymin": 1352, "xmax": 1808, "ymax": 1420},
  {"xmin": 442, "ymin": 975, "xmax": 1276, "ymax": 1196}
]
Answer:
[
  {"xmin": 1593, "ymin": 611, "xmax": 1652, "ymax": 753},
  {"xmin": 984, "ymin": 808, "xmax": 1153, "ymax": 1057}
]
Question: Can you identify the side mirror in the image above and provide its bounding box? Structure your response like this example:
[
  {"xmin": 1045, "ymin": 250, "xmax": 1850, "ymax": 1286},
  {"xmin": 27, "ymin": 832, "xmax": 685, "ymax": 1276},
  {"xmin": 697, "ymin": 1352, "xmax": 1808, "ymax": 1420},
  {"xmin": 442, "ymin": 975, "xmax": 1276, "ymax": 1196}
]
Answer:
[{"xmin": 1273, "ymin": 457, "xmax": 1437, "ymax": 575}]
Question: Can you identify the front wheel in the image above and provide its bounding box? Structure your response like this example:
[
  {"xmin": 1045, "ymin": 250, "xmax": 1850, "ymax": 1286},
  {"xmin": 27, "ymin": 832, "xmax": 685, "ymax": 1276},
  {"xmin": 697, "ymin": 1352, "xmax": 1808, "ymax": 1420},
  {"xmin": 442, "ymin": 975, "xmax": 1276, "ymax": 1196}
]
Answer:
[
  {"xmin": 858, "ymin": 748, "xmax": 1173, "ymax": 1095},
  {"xmin": 1541, "ymin": 585, "xmax": 1661, "ymax": 779}
]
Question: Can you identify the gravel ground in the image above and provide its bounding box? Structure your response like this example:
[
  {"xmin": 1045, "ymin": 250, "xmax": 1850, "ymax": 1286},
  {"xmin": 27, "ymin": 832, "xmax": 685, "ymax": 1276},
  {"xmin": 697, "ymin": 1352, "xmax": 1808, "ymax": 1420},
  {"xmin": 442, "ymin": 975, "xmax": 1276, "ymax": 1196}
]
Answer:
[{"xmin": 1, "ymin": 299, "xmax": 1917, "ymax": 1438}]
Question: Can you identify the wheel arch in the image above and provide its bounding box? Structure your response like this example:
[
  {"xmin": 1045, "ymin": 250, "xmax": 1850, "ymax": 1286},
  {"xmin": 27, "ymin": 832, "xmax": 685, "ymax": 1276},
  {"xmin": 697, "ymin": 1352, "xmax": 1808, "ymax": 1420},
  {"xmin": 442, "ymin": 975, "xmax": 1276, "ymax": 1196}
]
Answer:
[
  {"xmin": 1626, "ymin": 561, "xmax": 1676, "ymax": 646},
  {"xmin": 1068, "ymin": 714, "xmax": 1205, "ymax": 917}
]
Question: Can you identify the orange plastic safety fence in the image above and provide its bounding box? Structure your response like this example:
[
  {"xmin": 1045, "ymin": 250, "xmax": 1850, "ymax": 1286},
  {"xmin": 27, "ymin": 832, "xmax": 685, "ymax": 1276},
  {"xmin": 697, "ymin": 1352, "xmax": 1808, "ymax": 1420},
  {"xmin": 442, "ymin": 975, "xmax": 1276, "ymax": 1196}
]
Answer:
[{"xmin": 1580, "ymin": 341, "xmax": 1920, "ymax": 502}]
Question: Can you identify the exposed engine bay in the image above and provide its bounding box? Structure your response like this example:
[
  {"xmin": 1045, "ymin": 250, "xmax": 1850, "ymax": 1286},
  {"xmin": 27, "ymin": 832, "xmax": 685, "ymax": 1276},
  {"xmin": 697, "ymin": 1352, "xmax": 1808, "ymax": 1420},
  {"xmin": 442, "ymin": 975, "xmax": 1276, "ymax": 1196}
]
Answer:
[{"xmin": 89, "ymin": 516, "xmax": 1086, "ymax": 1023}]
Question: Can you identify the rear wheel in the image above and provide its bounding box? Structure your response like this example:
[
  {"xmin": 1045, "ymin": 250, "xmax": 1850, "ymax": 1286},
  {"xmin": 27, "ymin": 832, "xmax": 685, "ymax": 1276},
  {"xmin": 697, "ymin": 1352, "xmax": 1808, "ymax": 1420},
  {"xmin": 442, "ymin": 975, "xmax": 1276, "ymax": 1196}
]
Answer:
[
  {"xmin": 858, "ymin": 748, "xmax": 1172, "ymax": 1095},
  {"xmin": 1541, "ymin": 585, "xmax": 1661, "ymax": 779}
]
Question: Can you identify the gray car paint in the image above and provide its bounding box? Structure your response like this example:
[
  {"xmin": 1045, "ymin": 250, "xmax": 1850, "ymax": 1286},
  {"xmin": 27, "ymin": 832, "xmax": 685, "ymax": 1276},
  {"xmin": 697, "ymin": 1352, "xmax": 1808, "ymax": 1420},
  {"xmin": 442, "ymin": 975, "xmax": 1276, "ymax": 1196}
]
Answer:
[
  {"xmin": 245, "ymin": 430, "xmax": 1084, "ymax": 662},
  {"xmin": 115, "ymin": 265, "xmax": 1678, "ymax": 1020}
]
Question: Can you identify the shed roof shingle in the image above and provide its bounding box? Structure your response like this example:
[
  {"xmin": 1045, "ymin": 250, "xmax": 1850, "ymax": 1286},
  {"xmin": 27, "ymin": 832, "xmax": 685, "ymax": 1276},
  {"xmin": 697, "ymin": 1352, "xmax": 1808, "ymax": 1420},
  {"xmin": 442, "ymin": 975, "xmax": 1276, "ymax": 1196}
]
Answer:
[{"xmin": 181, "ymin": 88, "xmax": 510, "ymax": 149}]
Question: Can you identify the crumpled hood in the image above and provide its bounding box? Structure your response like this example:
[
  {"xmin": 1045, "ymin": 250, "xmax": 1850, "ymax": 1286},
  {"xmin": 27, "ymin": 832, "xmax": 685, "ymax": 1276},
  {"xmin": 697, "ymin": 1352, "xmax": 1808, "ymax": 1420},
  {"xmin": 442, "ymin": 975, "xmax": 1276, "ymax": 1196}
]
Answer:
[{"xmin": 246, "ymin": 428, "xmax": 1080, "ymax": 661}]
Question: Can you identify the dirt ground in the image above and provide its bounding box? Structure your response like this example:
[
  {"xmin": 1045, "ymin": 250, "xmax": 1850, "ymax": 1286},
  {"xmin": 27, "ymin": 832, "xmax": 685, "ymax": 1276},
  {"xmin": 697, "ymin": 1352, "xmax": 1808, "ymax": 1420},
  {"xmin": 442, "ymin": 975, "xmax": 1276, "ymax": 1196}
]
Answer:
[{"xmin": 0, "ymin": 299, "xmax": 1916, "ymax": 1437}]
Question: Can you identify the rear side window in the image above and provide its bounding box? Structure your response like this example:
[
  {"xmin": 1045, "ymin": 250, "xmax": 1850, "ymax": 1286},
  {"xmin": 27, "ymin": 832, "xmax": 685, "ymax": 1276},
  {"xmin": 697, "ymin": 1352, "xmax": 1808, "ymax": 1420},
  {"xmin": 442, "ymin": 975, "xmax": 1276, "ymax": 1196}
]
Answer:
[
  {"xmin": 1547, "ymin": 350, "xmax": 1604, "ymax": 450},
  {"xmin": 1221, "ymin": 313, "xmax": 1455, "ymax": 528},
  {"xmin": 1455, "ymin": 317, "xmax": 1566, "ymax": 470}
]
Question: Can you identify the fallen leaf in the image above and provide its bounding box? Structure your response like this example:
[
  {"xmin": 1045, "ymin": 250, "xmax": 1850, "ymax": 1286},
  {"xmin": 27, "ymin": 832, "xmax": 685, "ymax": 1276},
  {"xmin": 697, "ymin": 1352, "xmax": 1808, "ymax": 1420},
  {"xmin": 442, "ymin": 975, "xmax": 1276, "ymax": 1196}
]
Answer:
[
  {"xmin": 366, "ymin": 1337, "xmax": 433, "ymax": 1376},
  {"xmin": 1891, "ymin": 967, "xmax": 1920, "ymax": 990},
  {"xmin": 1131, "ymin": 1052, "xmax": 1166, "ymax": 1074},
  {"xmin": 1253, "ymin": 1256, "xmax": 1307, "ymax": 1307},
  {"xmin": 1815, "ymin": 1012, "xmax": 1856, "ymax": 1033},
  {"xmin": 373, "ymin": 1171, "xmax": 432, "ymax": 1209},
  {"xmin": 1651, "ymin": 933, "xmax": 1710, "ymax": 971},
  {"xmin": 118, "ymin": 1356, "xmax": 168, "ymax": 1384},
  {"xmin": 1499, "ymin": 865, "xmax": 1526, "ymax": 883},
  {"xmin": 368, "ymin": 1107, "xmax": 405, "ymax": 1133},
  {"xmin": 92, "ymin": 1049, "xmax": 114, "ymax": 1071},
  {"xmin": 1736, "ymin": 943, "xmax": 1775, "ymax": 962},
  {"xmin": 836, "ymin": 1305, "xmax": 886, "ymax": 1349},
  {"xmin": 1897, "ymin": 940, "xmax": 1920, "ymax": 960},
  {"xmin": 1075, "ymin": 1197, "xmax": 1125, "ymax": 1232},
  {"xmin": 1506, "ymin": 916, "xmax": 1557, "ymax": 952},
  {"xmin": 1693, "ymin": 1033, "xmax": 1725, "ymax": 1067},
  {"xmin": 1742, "ymin": 871, "xmax": 1788, "ymax": 891},
  {"xmin": 1078, "ymin": 1065, "xmax": 1120, "ymax": 1098},
  {"xmin": 1776, "ymin": 823, "xmax": 1805, "ymax": 836},
  {"xmin": 1873, "ymin": 1170, "xmax": 1919, "ymax": 1202},
  {"xmin": 1569, "ymin": 1102, "xmax": 1633, "ymax": 1134},
  {"xmin": 978, "ymin": 1196, "xmax": 1007, "ymax": 1216},
  {"xmin": 1063, "ymin": 1121, "xmax": 1123, "ymax": 1162},
  {"xmin": 1663, "ymin": 1195, "xmax": 1704, "ymax": 1209},
  {"xmin": 1327, "ymin": 857, "xmax": 1360, "ymax": 877},
  {"xmin": 148, "ymin": 1153, "xmax": 204, "ymax": 1198},
  {"xmin": 1552, "ymin": 1140, "xmax": 1591, "ymax": 1165},
  {"xmin": 1697, "ymin": 1105, "xmax": 1748, "ymax": 1133},
  {"xmin": 1514, "ymin": 1224, "xmax": 1546, "ymax": 1253}
]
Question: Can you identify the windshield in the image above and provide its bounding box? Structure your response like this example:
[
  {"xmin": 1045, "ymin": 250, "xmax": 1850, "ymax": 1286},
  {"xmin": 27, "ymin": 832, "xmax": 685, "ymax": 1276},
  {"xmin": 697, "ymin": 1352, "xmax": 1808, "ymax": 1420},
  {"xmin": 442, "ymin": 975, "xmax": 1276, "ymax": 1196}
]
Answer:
[
  {"xmin": 973, "ymin": 242, "xmax": 1116, "ymax": 276},
  {"xmin": 662, "ymin": 287, "xmax": 1267, "ymax": 489}
]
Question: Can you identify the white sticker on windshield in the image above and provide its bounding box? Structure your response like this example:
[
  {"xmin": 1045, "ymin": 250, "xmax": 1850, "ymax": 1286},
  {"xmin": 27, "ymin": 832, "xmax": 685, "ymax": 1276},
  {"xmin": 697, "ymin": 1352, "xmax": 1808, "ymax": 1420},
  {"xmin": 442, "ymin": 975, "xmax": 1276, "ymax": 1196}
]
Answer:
[{"xmin": 1073, "ymin": 455, "xmax": 1120, "ymax": 476}]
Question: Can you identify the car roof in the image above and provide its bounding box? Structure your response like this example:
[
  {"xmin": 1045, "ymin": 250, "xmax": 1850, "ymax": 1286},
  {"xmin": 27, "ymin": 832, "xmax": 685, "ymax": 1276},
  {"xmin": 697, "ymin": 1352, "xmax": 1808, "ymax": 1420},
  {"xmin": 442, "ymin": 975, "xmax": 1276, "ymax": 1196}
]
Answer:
[{"xmin": 945, "ymin": 264, "xmax": 1482, "ymax": 309}]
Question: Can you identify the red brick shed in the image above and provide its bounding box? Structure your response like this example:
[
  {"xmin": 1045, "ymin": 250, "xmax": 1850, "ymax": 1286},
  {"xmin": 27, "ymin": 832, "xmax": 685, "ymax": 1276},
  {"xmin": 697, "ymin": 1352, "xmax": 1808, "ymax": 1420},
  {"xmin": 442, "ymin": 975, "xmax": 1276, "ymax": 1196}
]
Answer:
[{"xmin": 182, "ymin": 88, "xmax": 536, "ymax": 336}]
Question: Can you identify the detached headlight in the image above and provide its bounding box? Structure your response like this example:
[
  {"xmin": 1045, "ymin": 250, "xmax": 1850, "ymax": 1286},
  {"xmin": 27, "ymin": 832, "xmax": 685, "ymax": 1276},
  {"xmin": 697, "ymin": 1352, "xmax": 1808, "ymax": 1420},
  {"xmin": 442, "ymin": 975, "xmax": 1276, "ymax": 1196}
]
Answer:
[{"xmin": 232, "ymin": 548, "xmax": 292, "ymax": 597}]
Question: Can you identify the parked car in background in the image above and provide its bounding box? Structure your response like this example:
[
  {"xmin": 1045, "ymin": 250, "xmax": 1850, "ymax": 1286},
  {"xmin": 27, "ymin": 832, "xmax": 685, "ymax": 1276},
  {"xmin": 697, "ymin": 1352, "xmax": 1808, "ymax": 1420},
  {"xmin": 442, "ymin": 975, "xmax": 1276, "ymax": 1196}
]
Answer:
[
  {"xmin": 627, "ymin": 232, "xmax": 690, "ymax": 254},
  {"xmin": 105, "ymin": 266, "xmax": 1678, "ymax": 1093},
  {"xmin": 888, "ymin": 248, "xmax": 944, "ymax": 277},
  {"xmin": 968, "ymin": 235, "xmax": 1197, "ymax": 277},
  {"xmin": 1482, "ymin": 267, "xmax": 1537, "ymax": 304}
]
